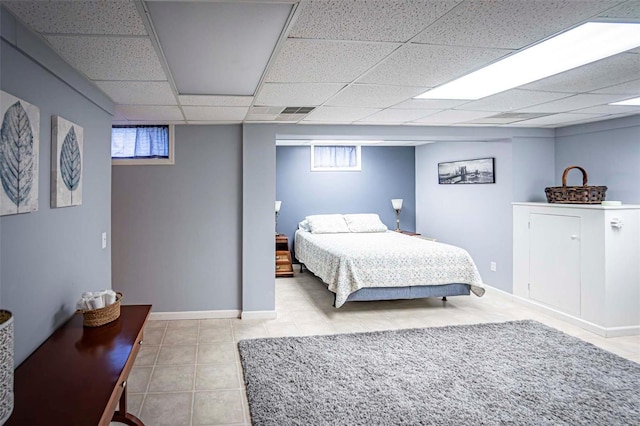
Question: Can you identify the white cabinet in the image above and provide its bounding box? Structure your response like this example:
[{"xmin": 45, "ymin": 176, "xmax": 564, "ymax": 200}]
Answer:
[{"xmin": 513, "ymin": 202, "xmax": 640, "ymax": 337}]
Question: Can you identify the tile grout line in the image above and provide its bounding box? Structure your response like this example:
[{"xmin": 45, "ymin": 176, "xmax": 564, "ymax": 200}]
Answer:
[
  {"xmin": 137, "ymin": 321, "xmax": 167, "ymax": 418},
  {"xmin": 189, "ymin": 321, "xmax": 202, "ymax": 426}
]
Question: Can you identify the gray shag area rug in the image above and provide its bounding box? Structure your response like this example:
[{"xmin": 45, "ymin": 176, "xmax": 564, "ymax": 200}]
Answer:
[{"xmin": 238, "ymin": 320, "xmax": 640, "ymax": 426}]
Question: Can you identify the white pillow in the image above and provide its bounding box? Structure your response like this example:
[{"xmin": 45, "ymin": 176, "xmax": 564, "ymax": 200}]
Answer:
[
  {"xmin": 343, "ymin": 213, "xmax": 388, "ymax": 233},
  {"xmin": 298, "ymin": 219, "xmax": 311, "ymax": 232},
  {"xmin": 305, "ymin": 214, "xmax": 350, "ymax": 234}
]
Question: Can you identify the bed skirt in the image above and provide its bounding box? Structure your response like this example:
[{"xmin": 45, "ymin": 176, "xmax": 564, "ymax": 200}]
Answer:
[{"xmin": 345, "ymin": 283, "xmax": 471, "ymax": 302}]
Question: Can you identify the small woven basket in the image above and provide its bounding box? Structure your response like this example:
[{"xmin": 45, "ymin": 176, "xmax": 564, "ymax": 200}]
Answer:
[
  {"xmin": 545, "ymin": 166, "xmax": 607, "ymax": 204},
  {"xmin": 79, "ymin": 292, "xmax": 123, "ymax": 327}
]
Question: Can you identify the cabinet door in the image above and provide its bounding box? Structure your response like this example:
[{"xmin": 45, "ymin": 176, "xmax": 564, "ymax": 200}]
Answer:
[{"xmin": 529, "ymin": 213, "xmax": 581, "ymax": 316}]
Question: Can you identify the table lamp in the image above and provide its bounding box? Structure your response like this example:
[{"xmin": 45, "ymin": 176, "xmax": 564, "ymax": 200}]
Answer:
[
  {"xmin": 391, "ymin": 198, "xmax": 403, "ymax": 231},
  {"xmin": 275, "ymin": 201, "xmax": 282, "ymax": 235}
]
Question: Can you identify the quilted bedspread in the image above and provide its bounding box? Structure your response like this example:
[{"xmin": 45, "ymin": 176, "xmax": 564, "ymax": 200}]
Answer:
[{"xmin": 294, "ymin": 230, "xmax": 484, "ymax": 308}]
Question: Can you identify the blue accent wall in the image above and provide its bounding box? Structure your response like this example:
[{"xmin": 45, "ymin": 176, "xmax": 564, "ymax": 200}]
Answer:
[
  {"xmin": 555, "ymin": 115, "xmax": 640, "ymax": 204},
  {"xmin": 276, "ymin": 145, "xmax": 415, "ymax": 252},
  {"xmin": 1, "ymin": 7, "xmax": 114, "ymax": 365}
]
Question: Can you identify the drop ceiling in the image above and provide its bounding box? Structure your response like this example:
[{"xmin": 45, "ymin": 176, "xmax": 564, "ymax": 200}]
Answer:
[{"xmin": 3, "ymin": 0, "xmax": 640, "ymax": 128}]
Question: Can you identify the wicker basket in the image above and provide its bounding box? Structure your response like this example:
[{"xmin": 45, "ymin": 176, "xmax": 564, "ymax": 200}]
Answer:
[
  {"xmin": 545, "ymin": 166, "xmax": 607, "ymax": 204},
  {"xmin": 79, "ymin": 292, "xmax": 123, "ymax": 327}
]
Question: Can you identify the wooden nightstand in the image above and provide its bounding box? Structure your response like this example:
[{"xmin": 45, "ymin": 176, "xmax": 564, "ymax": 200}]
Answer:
[{"xmin": 275, "ymin": 235, "xmax": 294, "ymax": 277}]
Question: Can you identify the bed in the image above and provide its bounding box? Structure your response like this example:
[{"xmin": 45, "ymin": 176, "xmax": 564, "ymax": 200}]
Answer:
[{"xmin": 294, "ymin": 213, "xmax": 485, "ymax": 308}]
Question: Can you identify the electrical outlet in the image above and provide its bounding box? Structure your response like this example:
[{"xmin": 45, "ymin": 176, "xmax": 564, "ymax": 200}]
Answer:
[
  {"xmin": 102, "ymin": 232, "xmax": 107, "ymax": 249},
  {"xmin": 490, "ymin": 261, "xmax": 497, "ymax": 272}
]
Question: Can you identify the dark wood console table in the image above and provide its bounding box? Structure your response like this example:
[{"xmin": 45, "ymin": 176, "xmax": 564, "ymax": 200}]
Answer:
[{"xmin": 6, "ymin": 304, "xmax": 152, "ymax": 426}]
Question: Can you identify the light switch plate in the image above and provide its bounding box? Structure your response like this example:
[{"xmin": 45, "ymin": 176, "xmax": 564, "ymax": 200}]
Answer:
[{"xmin": 102, "ymin": 232, "xmax": 107, "ymax": 249}]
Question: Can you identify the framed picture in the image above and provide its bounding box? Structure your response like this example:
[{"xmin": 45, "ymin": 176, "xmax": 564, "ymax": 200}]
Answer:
[
  {"xmin": 51, "ymin": 116, "xmax": 83, "ymax": 208},
  {"xmin": 0, "ymin": 90, "xmax": 40, "ymax": 216},
  {"xmin": 438, "ymin": 157, "xmax": 495, "ymax": 184}
]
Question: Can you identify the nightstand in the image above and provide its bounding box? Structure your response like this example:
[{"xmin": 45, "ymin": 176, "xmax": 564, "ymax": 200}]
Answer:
[
  {"xmin": 275, "ymin": 235, "xmax": 294, "ymax": 277},
  {"xmin": 398, "ymin": 230, "xmax": 437, "ymax": 241}
]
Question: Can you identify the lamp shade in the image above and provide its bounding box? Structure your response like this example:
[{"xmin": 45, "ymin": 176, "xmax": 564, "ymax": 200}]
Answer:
[
  {"xmin": 391, "ymin": 199, "xmax": 403, "ymax": 210},
  {"xmin": 275, "ymin": 201, "xmax": 282, "ymax": 213}
]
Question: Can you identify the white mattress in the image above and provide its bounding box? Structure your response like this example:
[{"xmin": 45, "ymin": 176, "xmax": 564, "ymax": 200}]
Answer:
[{"xmin": 294, "ymin": 230, "xmax": 484, "ymax": 307}]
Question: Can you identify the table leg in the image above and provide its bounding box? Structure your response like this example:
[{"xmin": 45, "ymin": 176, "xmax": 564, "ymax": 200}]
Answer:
[{"xmin": 112, "ymin": 381, "xmax": 145, "ymax": 426}]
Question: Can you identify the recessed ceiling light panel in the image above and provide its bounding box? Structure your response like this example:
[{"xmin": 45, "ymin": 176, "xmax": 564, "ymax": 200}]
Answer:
[
  {"xmin": 609, "ymin": 96, "xmax": 640, "ymax": 106},
  {"xmin": 415, "ymin": 22, "xmax": 640, "ymax": 100}
]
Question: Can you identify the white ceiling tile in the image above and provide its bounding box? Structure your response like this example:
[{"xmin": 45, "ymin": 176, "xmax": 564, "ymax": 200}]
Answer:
[
  {"xmin": 95, "ymin": 81, "xmax": 176, "ymax": 105},
  {"xmin": 147, "ymin": 1, "xmax": 292, "ymax": 96},
  {"xmin": 598, "ymin": 1, "xmax": 640, "ymax": 18},
  {"xmin": 590, "ymin": 79, "xmax": 640, "ymax": 95},
  {"xmin": 265, "ymin": 39, "xmax": 400, "ymax": 83},
  {"xmin": 2, "ymin": 0, "xmax": 147, "ymax": 35},
  {"xmin": 250, "ymin": 107, "xmax": 285, "ymax": 115},
  {"xmin": 391, "ymin": 99, "xmax": 467, "ymax": 109},
  {"xmin": 290, "ymin": 0, "xmax": 459, "ymax": 42},
  {"xmin": 178, "ymin": 95, "xmax": 253, "ymax": 107},
  {"xmin": 358, "ymin": 44, "xmax": 511, "ymax": 87},
  {"xmin": 510, "ymin": 113, "xmax": 602, "ymax": 127},
  {"xmin": 413, "ymin": 0, "xmax": 620, "ymax": 49},
  {"xmin": 459, "ymin": 89, "xmax": 572, "ymax": 112},
  {"xmin": 521, "ymin": 53, "xmax": 640, "ymax": 93},
  {"xmin": 182, "ymin": 106, "xmax": 248, "ymax": 121},
  {"xmin": 255, "ymin": 83, "xmax": 345, "ymax": 106},
  {"xmin": 571, "ymin": 105, "xmax": 640, "ymax": 115},
  {"xmin": 115, "ymin": 105, "xmax": 184, "ymax": 121},
  {"xmin": 325, "ymin": 84, "xmax": 427, "ymax": 108},
  {"xmin": 413, "ymin": 110, "xmax": 495, "ymax": 124},
  {"xmin": 464, "ymin": 116, "xmax": 531, "ymax": 125},
  {"xmin": 517, "ymin": 94, "xmax": 630, "ymax": 113},
  {"xmin": 245, "ymin": 114, "xmax": 280, "ymax": 121},
  {"xmin": 45, "ymin": 36, "xmax": 166, "ymax": 80},
  {"xmin": 303, "ymin": 107, "xmax": 381, "ymax": 122},
  {"xmin": 358, "ymin": 109, "xmax": 433, "ymax": 123}
]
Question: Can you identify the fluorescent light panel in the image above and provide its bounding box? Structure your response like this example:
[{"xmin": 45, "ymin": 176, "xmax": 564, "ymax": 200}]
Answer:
[
  {"xmin": 609, "ymin": 97, "xmax": 640, "ymax": 106},
  {"xmin": 415, "ymin": 22, "xmax": 640, "ymax": 101}
]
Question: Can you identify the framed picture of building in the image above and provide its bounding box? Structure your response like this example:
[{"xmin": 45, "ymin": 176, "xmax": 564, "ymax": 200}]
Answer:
[{"xmin": 438, "ymin": 157, "xmax": 495, "ymax": 184}]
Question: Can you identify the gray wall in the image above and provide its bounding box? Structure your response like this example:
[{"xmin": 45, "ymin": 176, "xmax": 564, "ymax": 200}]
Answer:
[
  {"xmin": 416, "ymin": 141, "xmax": 514, "ymax": 292},
  {"xmin": 276, "ymin": 146, "xmax": 416, "ymax": 246},
  {"xmin": 112, "ymin": 125, "xmax": 243, "ymax": 312},
  {"xmin": 512, "ymin": 136, "xmax": 556, "ymax": 202},
  {"xmin": 555, "ymin": 115, "xmax": 640, "ymax": 204},
  {"xmin": 1, "ymin": 8, "xmax": 114, "ymax": 365},
  {"xmin": 243, "ymin": 124, "xmax": 277, "ymax": 313}
]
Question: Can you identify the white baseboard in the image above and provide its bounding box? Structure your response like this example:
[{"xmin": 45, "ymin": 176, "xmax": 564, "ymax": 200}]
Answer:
[
  {"xmin": 149, "ymin": 310, "xmax": 240, "ymax": 321},
  {"xmin": 241, "ymin": 310, "xmax": 277, "ymax": 320},
  {"xmin": 481, "ymin": 284, "xmax": 639, "ymax": 337}
]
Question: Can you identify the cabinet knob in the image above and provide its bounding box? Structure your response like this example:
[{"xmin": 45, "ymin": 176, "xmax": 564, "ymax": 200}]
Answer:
[
  {"xmin": 571, "ymin": 235, "xmax": 579, "ymax": 240},
  {"xmin": 276, "ymin": 265, "xmax": 280, "ymax": 270}
]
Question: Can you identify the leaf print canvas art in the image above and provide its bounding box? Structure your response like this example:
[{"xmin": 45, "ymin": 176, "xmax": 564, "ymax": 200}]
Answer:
[
  {"xmin": 0, "ymin": 90, "xmax": 40, "ymax": 216},
  {"xmin": 51, "ymin": 116, "xmax": 83, "ymax": 208}
]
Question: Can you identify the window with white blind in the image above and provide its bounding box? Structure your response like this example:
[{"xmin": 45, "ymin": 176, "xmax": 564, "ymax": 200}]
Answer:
[
  {"xmin": 310, "ymin": 145, "xmax": 361, "ymax": 171},
  {"xmin": 111, "ymin": 125, "xmax": 175, "ymax": 165}
]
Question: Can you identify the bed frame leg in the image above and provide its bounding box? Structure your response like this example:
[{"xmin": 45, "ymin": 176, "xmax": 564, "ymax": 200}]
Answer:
[
  {"xmin": 442, "ymin": 296, "xmax": 447, "ymax": 303},
  {"xmin": 299, "ymin": 263, "xmax": 305, "ymax": 273}
]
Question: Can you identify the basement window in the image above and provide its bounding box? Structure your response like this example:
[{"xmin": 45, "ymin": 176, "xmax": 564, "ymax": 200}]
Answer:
[
  {"xmin": 111, "ymin": 125, "xmax": 175, "ymax": 165},
  {"xmin": 311, "ymin": 145, "xmax": 361, "ymax": 171}
]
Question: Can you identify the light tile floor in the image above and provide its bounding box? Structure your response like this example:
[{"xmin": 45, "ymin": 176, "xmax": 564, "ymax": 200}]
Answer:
[{"xmin": 123, "ymin": 272, "xmax": 640, "ymax": 425}]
